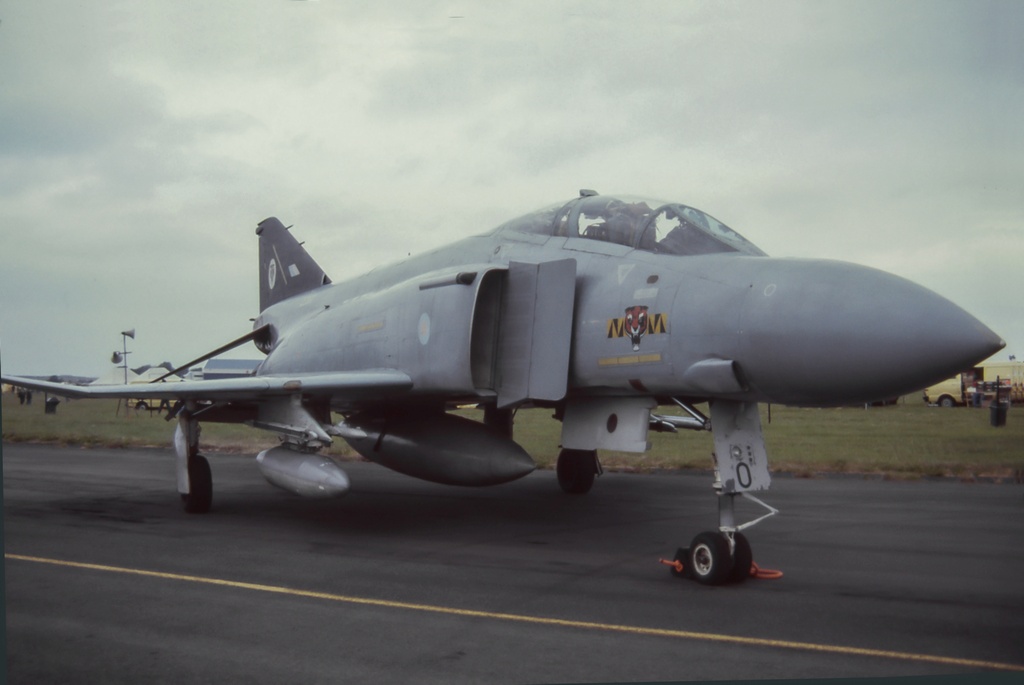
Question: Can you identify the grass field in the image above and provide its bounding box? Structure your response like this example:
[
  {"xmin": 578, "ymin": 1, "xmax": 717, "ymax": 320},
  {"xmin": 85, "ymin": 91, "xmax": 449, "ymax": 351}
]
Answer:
[{"xmin": 3, "ymin": 393, "xmax": 1022, "ymax": 480}]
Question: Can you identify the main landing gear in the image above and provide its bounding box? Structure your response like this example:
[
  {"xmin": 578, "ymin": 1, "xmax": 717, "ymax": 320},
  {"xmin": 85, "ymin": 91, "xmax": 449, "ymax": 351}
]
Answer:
[
  {"xmin": 174, "ymin": 409, "xmax": 213, "ymax": 514},
  {"xmin": 182, "ymin": 454, "xmax": 212, "ymax": 514},
  {"xmin": 556, "ymin": 448, "xmax": 601, "ymax": 494}
]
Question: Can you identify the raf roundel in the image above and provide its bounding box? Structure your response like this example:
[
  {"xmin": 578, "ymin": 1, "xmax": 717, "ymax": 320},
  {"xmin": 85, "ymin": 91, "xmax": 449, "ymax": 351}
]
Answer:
[{"xmin": 418, "ymin": 312, "xmax": 431, "ymax": 345}]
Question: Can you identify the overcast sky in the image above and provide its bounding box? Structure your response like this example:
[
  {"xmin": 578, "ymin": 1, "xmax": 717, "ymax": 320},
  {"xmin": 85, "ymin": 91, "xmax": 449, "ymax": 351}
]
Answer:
[{"xmin": 1, "ymin": 1, "xmax": 1021, "ymax": 378}]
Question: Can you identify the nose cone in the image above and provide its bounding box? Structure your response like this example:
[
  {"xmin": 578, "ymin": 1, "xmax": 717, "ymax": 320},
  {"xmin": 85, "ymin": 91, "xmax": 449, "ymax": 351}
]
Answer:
[{"xmin": 738, "ymin": 259, "xmax": 1004, "ymax": 406}]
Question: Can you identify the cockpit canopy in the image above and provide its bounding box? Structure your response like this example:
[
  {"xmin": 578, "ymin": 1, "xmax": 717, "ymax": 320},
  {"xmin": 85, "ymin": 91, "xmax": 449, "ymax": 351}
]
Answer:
[{"xmin": 492, "ymin": 192, "xmax": 766, "ymax": 257}]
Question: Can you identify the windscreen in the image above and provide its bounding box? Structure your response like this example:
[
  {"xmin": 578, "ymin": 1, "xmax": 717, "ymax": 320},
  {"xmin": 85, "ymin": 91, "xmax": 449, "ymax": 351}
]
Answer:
[{"xmin": 639, "ymin": 204, "xmax": 766, "ymax": 256}]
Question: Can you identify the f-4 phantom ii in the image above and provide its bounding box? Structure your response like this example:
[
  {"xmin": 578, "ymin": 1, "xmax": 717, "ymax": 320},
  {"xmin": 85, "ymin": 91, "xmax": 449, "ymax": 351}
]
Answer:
[{"xmin": 4, "ymin": 190, "xmax": 1004, "ymax": 585}]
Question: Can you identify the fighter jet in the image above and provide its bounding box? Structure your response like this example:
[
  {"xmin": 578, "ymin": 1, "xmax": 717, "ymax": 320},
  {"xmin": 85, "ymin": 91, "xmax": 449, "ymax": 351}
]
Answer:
[{"xmin": 3, "ymin": 190, "xmax": 1004, "ymax": 585}]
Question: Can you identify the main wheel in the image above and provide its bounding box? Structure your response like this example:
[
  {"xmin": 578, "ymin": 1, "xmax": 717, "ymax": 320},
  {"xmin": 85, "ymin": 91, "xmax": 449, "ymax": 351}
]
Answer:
[
  {"xmin": 556, "ymin": 449, "xmax": 598, "ymax": 494},
  {"xmin": 688, "ymin": 531, "xmax": 734, "ymax": 585},
  {"xmin": 181, "ymin": 454, "xmax": 212, "ymax": 514},
  {"xmin": 727, "ymin": 532, "xmax": 753, "ymax": 583}
]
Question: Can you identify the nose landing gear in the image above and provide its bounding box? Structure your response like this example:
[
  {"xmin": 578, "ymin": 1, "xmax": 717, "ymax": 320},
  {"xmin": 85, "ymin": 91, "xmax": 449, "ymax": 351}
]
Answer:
[
  {"xmin": 664, "ymin": 491, "xmax": 778, "ymax": 585},
  {"xmin": 662, "ymin": 399, "xmax": 780, "ymax": 586}
]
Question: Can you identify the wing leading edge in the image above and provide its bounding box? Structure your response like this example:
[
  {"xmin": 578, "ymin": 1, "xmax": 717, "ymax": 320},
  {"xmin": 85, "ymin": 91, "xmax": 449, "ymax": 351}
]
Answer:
[{"xmin": 0, "ymin": 370, "xmax": 413, "ymax": 404}]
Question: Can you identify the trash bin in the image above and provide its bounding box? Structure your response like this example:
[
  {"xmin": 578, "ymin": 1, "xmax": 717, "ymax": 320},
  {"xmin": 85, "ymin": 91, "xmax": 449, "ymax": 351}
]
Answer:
[
  {"xmin": 44, "ymin": 396, "xmax": 61, "ymax": 415},
  {"xmin": 990, "ymin": 401, "xmax": 1008, "ymax": 427}
]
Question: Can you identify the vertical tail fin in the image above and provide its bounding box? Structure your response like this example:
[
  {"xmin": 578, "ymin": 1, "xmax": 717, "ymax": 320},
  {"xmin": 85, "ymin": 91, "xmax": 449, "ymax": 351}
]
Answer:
[{"xmin": 256, "ymin": 217, "xmax": 332, "ymax": 312}]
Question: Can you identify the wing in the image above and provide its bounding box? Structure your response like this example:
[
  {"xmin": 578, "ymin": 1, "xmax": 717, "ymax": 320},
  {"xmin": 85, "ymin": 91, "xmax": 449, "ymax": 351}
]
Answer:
[
  {"xmin": 3, "ymin": 322, "xmax": 411, "ymax": 405},
  {"xmin": 1, "ymin": 370, "xmax": 412, "ymax": 404}
]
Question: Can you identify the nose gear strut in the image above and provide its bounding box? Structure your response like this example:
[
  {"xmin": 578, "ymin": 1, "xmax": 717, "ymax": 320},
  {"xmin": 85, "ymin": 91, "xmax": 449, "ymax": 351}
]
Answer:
[{"xmin": 662, "ymin": 399, "xmax": 781, "ymax": 585}]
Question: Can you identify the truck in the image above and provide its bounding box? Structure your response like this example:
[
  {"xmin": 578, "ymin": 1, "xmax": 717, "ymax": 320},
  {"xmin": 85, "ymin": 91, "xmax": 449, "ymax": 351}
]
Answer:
[{"xmin": 922, "ymin": 360, "xmax": 1023, "ymax": 407}]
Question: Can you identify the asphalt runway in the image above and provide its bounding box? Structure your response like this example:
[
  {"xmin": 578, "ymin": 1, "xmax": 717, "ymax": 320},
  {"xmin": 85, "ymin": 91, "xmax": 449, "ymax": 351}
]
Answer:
[{"xmin": 3, "ymin": 443, "xmax": 1023, "ymax": 684}]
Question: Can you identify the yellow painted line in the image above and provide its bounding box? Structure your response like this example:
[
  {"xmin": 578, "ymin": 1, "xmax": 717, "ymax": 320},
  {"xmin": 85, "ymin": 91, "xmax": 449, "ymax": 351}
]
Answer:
[{"xmin": 7, "ymin": 553, "xmax": 1024, "ymax": 673}]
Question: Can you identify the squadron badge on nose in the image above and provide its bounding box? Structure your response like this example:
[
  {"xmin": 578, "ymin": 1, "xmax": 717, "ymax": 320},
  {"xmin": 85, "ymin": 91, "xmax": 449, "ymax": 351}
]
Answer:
[{"xmin": 607, "ymin": 305, "xmax": 667, "ymax": 351}]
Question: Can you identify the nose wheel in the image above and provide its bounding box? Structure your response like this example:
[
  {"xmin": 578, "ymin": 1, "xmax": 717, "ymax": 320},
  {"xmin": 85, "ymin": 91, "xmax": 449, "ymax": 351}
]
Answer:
[
  {"xmin": 663, "ymin": 493, "xmax": 777, "ymax": 585},
  {"xmin": 678, "ymin": 530, "xmax": 754, "ymax": 585},
  {"xmin": 687, "ymin": 531, "xmax": 734, "ymax": 584}
]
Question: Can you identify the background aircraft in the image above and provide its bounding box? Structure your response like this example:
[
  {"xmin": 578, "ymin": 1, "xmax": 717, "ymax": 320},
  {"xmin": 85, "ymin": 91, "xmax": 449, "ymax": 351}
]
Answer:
[{"xmin": 3, "ymin": 190, "xmax": 1003, "ymax": 585}]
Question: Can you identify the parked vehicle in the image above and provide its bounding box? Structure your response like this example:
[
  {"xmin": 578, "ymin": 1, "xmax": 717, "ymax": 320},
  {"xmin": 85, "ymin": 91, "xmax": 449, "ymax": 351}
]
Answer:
[{"xmin": 922, "ymin": 360, "xmax": 1022, "ymax": 406}]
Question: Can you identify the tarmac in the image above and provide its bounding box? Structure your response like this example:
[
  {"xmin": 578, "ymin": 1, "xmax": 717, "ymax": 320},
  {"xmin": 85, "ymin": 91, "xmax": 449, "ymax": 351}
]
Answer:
[{"xmin": 3, "ymin": 443, "xmax": 1023, "ymax": 683}]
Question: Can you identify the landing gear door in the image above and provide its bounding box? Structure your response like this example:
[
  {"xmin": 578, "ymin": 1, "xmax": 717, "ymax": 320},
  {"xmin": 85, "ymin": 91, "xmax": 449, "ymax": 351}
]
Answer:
[
  {"xmin": 496, "ymin": 259, "xmax": 577, "ymax": 408},
  {"xmin": 710, "ymin": 400, "xmax": 771, "ymax": 493}
]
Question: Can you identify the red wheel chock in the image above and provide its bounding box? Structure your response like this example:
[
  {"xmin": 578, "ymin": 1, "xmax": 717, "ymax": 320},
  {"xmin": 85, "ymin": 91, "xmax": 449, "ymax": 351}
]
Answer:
[
  {"xmin": 659, "ymin": 557, "xmax": 685, "ymax": 574},
  {"xmin": 659, "ymin": 557, "xmax": 783, "ymax": 580},
  {"xmin": 750, "ymin": 562, "xmax": 783, "ymax": 579}
]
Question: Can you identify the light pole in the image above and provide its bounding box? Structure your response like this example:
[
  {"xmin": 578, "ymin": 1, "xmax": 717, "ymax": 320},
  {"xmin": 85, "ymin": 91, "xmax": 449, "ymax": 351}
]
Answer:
[
  {"xmin": 112, "ymin": 329, "xmax": 135, "ymax": 385},
  {"xmin": 109, "ymin": 329, "xmax": 136, "ymax": 417}
]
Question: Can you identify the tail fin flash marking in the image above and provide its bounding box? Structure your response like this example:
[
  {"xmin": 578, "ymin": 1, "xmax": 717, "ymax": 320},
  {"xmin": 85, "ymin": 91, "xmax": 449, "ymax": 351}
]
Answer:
[{"xmin": 271, "ymin": 245, "xmax": 289, "ymax": 286}]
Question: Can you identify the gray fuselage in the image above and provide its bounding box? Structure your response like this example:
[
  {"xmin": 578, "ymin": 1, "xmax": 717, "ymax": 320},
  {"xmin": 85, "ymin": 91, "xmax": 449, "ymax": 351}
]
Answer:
[{"xmin": 253, "ymin": 210, "xmax": 1001, "ymax": 410}]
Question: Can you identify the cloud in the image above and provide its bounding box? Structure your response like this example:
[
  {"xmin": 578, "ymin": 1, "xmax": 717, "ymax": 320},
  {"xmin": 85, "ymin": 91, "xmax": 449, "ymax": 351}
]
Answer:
[{"xmin": 1, "ymin": 1, "xmax": 1022, "ymax": 376}]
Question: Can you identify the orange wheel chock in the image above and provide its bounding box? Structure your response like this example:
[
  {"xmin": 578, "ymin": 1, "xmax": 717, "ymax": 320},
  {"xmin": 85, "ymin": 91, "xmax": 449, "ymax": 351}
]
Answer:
[
  {"xmin": 658, "ymin": 558, "xmax": 783, "ymax": 580},
  {"xmin": 659, "ymin": 557, "xmax": 685, "ymax": 574},
  {"xmin": 750, "ymin": 562, "xmax": 783, "ymax": 580}
]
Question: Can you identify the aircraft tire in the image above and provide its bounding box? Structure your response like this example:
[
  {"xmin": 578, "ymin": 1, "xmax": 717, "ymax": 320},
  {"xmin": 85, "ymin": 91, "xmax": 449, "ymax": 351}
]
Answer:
[
  {"xmin": 688, "ymin": 531, "xmax": 734, "ymax": 585},
  {"xmin": 181, "ymin": 454, "xmax": 212, "ymax": 514},
  {"xmin": 727, "ymin": 532, "xmax": 753, "ymax": 583},
  {"xmin": 556, "ymin": 449, "xmax": 597, "ymax": 494}
]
